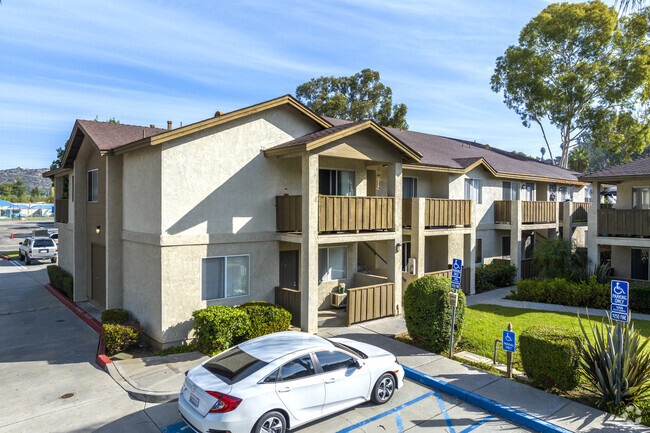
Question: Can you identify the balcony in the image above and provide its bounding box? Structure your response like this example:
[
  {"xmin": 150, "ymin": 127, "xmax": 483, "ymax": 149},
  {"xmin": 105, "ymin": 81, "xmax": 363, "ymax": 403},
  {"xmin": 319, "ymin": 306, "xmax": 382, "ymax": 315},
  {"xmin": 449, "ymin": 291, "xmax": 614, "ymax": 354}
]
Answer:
[
  {"xmin": 559, "ymin": 202, "xmax": 592, "ymax": 223},
  {"xmin": 403, "ymin": 198, "xmax": 471, "ymax": 229},
  {"xmin": 54, "ymin": 199, "xmax": 69, "ymax": 223},
  {"xmin": 598, "ymin": 209, "xmax": 650, "ymax": 237},
  {"xmin": 494, "ymin": 200, "xmax": 556, "ymax": 224},
  {"xmin": 276, "ymin": 195, "xmax": 395, "ymax": 233}
]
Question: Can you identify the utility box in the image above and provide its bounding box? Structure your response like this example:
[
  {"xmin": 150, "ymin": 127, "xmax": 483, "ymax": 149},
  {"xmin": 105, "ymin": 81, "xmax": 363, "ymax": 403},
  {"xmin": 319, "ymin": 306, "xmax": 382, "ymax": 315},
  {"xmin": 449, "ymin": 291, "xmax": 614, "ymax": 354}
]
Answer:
[{"xmin": 449, "ymin": 292, "xmax": 459, "ymax": 307}]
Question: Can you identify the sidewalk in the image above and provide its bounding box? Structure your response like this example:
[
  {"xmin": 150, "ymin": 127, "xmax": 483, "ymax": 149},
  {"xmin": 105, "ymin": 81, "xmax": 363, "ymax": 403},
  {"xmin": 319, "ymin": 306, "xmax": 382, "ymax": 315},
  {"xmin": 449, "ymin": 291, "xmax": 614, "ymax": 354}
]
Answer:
[
  {"xmin": 467, "ymin": 286, "xmax": 650, "ymax": 321},
  {"xmin": 106, "ymin": 313, "xmax": 647, "ymax": 432}
]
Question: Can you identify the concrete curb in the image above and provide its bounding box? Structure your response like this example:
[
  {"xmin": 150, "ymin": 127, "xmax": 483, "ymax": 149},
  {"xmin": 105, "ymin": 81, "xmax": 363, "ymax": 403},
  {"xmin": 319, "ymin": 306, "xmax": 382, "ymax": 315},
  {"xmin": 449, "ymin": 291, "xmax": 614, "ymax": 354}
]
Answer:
[
  {"xmin": 0, "ymin": 254, "xmax": 10, "ymax": 260},
  {"xmin": 404, "ymin": 366, "xmax": 571, "ymax": 433},
  {"xmin": 43, "ymin": 283, "xmax": 111, "ymax": 368},
  {"xmin": 106, "ymin": 361, "xmax": 179, "ymax": 403}
]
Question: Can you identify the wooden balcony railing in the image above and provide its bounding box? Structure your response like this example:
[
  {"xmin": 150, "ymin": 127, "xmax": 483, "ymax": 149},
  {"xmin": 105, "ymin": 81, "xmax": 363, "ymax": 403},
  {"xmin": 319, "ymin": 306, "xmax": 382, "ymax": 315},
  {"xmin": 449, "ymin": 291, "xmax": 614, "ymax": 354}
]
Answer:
[
  {"xmin": 425, "ymin": 267, "xmax": 471, "ymax": 294},
  {"xmin": 571, "ymin": 202, "xmax": 591, "ymax": 222},
  {"xmin": 319, "ymin": 195, "xmax": 394, "ymax": 233},
  {"xmin": 276, "ymin": 195, "xmax": 302, "ymax": 232},
  {"xmin": 347, "ymin": 282, "xmax": 395, "ymax": 326},
  {"xmin": 55, "ymin": 198, "xmax": 69, "ymax": 223},
  {"xmin": 403, "ymin": 198, "xmax": 471, "ymax": 228},
  {"xmin": 275, "ymin": 286, "xmax": 301, "ymax": 327},
  {"xmin": 494, "ymin": 200, "xmax": 512, "ymax": 224},
  {"xmin": 598, "ymin": 209, "xmax": 650, "ymax": 237},
  {"xmin": 522, "ymin": 201, "xmax": 556, "ymax": 224}
]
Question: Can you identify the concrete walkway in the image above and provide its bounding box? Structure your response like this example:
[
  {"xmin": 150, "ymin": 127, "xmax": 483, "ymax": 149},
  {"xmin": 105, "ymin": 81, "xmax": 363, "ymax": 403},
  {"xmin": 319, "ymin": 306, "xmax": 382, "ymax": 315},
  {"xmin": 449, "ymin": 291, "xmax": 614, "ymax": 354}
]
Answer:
[
  {"xmin": 467, "ymin": 286, "xmax": 650, "ymax": 321},
  {"xmin": 110, "ymin": 312, "xmax": 647, "ymax": 432}
]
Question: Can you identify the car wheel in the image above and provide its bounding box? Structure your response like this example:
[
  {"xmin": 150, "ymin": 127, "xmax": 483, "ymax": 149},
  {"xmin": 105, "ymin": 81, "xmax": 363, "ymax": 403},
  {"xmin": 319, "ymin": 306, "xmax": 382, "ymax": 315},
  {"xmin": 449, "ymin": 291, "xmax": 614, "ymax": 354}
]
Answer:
[
  {"xmin": 253, "ymin": 411, "xmax": 286, "ymax": 433},
  {"xmin": 19, "ymin": 252, "xmax": 24, "ymax": 261},
  {"xmin": 51, "ymin": 257, "xmax": 57, "ymax": 263},
  {"xmin": 25, "ymin": 255, "xmax": 31, "ymax": 265},
  {"xmin": 371, "ymin": 373, "xmax": 396, "ymax": 404}
]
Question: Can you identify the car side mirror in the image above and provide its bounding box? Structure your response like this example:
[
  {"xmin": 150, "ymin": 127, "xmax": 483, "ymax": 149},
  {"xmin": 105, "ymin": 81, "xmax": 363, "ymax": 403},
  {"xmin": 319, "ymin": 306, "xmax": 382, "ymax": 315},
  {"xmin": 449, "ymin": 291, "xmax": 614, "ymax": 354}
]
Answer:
[{"xmin": 354, "ymin": 359, "xmax": 363, "ymax": 369}]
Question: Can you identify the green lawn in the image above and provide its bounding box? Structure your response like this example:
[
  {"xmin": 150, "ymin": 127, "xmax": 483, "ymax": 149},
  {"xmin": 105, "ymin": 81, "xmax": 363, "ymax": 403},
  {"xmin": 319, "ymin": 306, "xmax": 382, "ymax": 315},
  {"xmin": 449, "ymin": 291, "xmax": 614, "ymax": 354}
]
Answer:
[
  {"xmin": 1, "ymin": 251, "xmax": 19, "ymax": 259},
  {"xmin": 460, "ymin": 304, "xmax": 650, "ymax": 371}
]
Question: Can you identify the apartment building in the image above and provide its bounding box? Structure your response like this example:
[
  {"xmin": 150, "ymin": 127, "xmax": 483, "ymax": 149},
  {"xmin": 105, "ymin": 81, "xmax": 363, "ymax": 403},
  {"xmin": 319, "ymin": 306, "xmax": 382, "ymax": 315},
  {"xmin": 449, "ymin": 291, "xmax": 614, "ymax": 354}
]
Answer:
[
  {"xmin": 44, "ymin": 95, "xmax": 587, "ymax": 349},
  {"xmin": 582, "ymin": 157, "xmax": 650, "ymax": 281}
]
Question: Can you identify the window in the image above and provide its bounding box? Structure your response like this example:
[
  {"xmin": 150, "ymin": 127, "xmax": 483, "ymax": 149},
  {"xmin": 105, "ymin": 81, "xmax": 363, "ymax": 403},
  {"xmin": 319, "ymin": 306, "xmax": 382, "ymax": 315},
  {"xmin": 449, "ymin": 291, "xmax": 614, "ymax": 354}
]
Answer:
[
  {"xmin": 315, "ymin": 351, "xmax": 357, "ymax": 373},
  {"xmin": 261, "ymin": 369, "xmax": 279, "ymax": 384},
  {"xmin": 476, "ymin": 238, "xmax": 483, "ymax": 264},
  {"xmin": 201, "ymin": 255, "xmax": 250, "ymax": 300},
  {"xmin": 631, "ymin": 249, "xmax": 649, "ymax": 280},
  {"xmin": 585, "ymin": 185, "xmax": 593, "ymax": 203},
  {"xmin": 403, "ymin": 177, "xmax": 418, "ymax": 198},
  {"xmin": 558, "ymin": 185, "xmax": 574, "ymax": 202},
  {"xmin": 523, "ymin": 183, "xmax": 535, "ymax": 201},
  {"xmin": 281, "ymin": 355, "xmax": 315, "ymax": 381},
  {"xmin": 633, "ymin": 187, "xmax": 650, "ymax": 210},
  {"xmin": 318, "ymin": 246, "xmax": 347, "ymax": 282},
  {"xmin": 319, "ymin": 169, "xmax": 355, "ymax": 196},
  {"xmin": 87, "ymin": 169, "xmax": 98, "ymax": 202},
  {"xmin": 465, "ymin": 178, "xmax": 482, "ymax": 204},
  {"xmin": 502, "ymin": 236, "xmax": 511, "ymax": 257},
  {"xmin": 202, "ymin": 347, "xmax": 267, "ymax": 384},
  {"xmin": 502, "ymin": 182, "xmax": 520, "ymax": 200},
  {"xmin": 402, "ymin": 241, "xmax": 412, "ymax": 272},
  {"xmin": 34, "ymin": 239, "xmax": 55, "ymax": 248}
]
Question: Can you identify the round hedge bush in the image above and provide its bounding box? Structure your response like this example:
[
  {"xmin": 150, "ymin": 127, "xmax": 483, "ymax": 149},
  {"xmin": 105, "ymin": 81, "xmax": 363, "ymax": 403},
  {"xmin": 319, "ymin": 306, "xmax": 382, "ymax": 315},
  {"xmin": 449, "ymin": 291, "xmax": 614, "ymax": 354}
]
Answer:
[
  {"xmin": 403, "ymin": 275, "xmax": 466, "ymax": 354},
  {"xmin": 519, "ymin": 325, "xmax": 582, "ymax": 392}
]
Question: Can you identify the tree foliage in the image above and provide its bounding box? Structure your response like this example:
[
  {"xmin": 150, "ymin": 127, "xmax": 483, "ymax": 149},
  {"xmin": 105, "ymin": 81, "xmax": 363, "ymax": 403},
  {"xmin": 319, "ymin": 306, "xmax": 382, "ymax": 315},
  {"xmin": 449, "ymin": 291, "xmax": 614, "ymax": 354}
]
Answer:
[
  {"xmin": 491, "ymin": 1, "xmax": 650, "ymax": 169},
  {"xmin": 296, "ymin": 69, "xmax": 408, "ymax": 129},
  {"xmin": 569, "ymin": 146, "xmax": 590, "ymax": 173},
  {"xmin": 50, "ymin": 146, "xmax": 65, "ymax": 171}
]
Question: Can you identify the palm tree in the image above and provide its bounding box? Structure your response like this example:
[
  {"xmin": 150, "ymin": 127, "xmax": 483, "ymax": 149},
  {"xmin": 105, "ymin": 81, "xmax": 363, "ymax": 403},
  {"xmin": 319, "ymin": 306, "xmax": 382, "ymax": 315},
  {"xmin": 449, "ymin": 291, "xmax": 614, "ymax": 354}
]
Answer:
[
  {"xmin": 540, "ymin": 147, "xmax": 546, "ymax": 161},
  {"xmin": 617, "ymin": 0, "xmax": 646, "ymax": 14}
]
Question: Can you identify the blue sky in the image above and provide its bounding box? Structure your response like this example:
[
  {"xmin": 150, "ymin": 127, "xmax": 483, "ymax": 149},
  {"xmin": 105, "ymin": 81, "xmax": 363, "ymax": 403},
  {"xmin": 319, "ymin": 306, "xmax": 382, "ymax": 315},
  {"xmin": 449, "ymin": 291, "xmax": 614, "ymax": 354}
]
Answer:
[{"xmin": 0, "ymin": 0, "xmax": 614, "ymax": 170}]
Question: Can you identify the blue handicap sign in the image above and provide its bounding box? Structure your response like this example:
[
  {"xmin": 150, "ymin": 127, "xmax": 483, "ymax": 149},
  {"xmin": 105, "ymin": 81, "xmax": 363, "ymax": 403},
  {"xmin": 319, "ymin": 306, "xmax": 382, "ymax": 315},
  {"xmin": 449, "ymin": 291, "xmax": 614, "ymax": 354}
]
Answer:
[
  {"xmin": 611, "ymin": 304, "xmax": 628, "ymax": 314},
  {"xmin": 451, "ymin": 282, "xmax": 460, "ymax": 290},
  {"xmin": 611, "ymin": 280, "xmax": 629, "ymax": 307},
  {"xmin": 611, "ymin": 311, "xmax": 630, "ymax": 323},
  {"xmin": 502, "ymin": 330, "xmax": 516, "ymax": 353}
]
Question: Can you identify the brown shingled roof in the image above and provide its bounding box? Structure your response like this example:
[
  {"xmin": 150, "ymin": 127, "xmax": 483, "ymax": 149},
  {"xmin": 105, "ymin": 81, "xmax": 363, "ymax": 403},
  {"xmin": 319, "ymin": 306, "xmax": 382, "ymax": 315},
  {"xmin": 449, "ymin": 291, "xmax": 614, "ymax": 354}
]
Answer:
[
  {"xmin": 77, "ymin": 120, "xmax": 168, "ymax": 151},
  {"xmin": 267, "ymin": 122, "xmax": 360, "ymax": 150},
  {"xmin": 580, "ymin": 155, "xmax": 650, "ymax": 182}
]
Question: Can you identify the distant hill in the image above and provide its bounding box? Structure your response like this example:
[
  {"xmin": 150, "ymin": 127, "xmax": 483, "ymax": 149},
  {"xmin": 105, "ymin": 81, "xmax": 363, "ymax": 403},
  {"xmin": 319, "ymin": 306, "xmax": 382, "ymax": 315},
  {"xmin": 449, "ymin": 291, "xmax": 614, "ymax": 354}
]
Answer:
[{"xmin": 0, "ymin": 167, "xmax": 52, "ymax": 193}]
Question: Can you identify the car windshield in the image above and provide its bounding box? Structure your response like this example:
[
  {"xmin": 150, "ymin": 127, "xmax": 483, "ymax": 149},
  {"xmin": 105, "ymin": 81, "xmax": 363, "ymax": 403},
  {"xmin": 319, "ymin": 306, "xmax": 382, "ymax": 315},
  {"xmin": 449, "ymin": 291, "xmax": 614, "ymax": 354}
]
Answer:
[
  {"xmin": 202, "ymin": 347, "xmax": 268, "ymax": 384},
  {"xmin": 325, "ymin": 339, "xmax": 368, "ymax": 359},
  {"xmin": 33, "ymin": 239, "xmax": 55, "ymax": 248}
]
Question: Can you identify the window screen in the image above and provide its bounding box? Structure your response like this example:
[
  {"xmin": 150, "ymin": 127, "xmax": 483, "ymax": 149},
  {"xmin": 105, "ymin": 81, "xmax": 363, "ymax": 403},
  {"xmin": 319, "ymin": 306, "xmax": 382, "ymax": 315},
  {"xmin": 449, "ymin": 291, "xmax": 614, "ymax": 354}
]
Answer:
[
  {"xmin": 202, "ymin": 255, "xmax": 250, "ymax": 300},
  {"xmin": 476, "ymin": 238, "xmax": 483, "ymax": 264},
  {"xmin": 318, "ymin": 246, "xmax": 347, "ymax": 282},
  {"xmin": 87, "ymin": 170, "xmax": 98, "ymax": 202},
  {"xmin": 403, "ymin": 177, "xmax": 417, "ymax": 198},
  {"xmin": 465, "ymin": 179, "xmax": 482, "ymax": 204},
  {"xmin": 502, "ymin": 236, "xmax": 511, "ymax": 257},
  {"xmin": 633, "ymin": 187, "xmax": 650, "ymax": 210}
]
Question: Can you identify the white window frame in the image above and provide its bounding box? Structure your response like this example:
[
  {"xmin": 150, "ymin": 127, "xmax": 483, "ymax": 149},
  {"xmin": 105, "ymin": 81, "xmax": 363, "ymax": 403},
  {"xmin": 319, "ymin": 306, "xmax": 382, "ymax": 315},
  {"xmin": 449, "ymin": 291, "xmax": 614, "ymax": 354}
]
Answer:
[
  {"xmin": 502, "ymin": 182, "xmax": 521, "ymax": 201},
  {"xmin": 87, "ymin": 169, "xmax": 98, "ymax": 203},
  {"xmin": 403, "ymin": 176, "xmax": 418, "ymax": 198},
  {"xmin": 319, "ymin": 168, "xmax": 356, "ymax": 196},
  {"xmin": 523, "ymin": 183, "xmax": 535, "ymax": 201},
  {"xmin": 201, "ymin": 254, "xmax": 250, "ymax": 301},
  {"xmin": 465, "ymin": 178, "xmax": 482, "ymax": 204},
  {"xmin": 633, "ymin": 187, "xmax": 650, "ymax": 210},
  {"xmin": 475, "ymin": 238, "xmax": 483, "ymax": 264},
  {"xmin": 319, "ymin": 246, "xmax": 348, "ymax": 282}
]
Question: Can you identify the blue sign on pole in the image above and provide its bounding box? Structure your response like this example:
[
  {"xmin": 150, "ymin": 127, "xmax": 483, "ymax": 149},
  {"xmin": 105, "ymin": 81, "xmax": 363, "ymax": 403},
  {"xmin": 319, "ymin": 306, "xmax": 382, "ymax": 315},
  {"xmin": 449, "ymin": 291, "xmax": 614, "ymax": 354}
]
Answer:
[
  {"xmin": 451, "ymin": 258, "xmax": 462, "ymax": 291},
  {"xmin": 502, "ymin": 330, "xmax": 516, "ymax": 353},
  {"xmin": 611, "ymin": 280, "xmax": 629, "ymax": 306}
]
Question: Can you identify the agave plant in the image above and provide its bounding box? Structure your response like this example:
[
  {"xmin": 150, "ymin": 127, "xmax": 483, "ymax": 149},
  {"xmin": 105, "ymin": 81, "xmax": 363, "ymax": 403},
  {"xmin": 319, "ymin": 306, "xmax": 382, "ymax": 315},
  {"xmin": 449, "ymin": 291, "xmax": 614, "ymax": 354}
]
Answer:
[{"xmin": 578, "ymin": 313, "xmax": 650, "ymax": 410}]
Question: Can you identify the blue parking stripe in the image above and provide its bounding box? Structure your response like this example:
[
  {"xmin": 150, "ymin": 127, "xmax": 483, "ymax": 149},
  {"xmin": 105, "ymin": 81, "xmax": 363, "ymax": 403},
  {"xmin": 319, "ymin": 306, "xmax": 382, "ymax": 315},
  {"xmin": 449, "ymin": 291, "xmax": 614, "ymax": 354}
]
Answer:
[
  {"xmin": 335, "ymin": 391, "xmax": 435, "ymax": 433},
  {"xmin": 160, "ymin": 421, "xmax": 192, "ymax": 433},
  {"xmin": 395, "ymin": 411, "xmax": 404, "ymax": 433},
  {"xmin": 433, "ymin": 389, "xmax": 456, "ymax": 433},
  {"xmin": 459, "ymin": 415, "xmax": 496, "ymax": 433}
]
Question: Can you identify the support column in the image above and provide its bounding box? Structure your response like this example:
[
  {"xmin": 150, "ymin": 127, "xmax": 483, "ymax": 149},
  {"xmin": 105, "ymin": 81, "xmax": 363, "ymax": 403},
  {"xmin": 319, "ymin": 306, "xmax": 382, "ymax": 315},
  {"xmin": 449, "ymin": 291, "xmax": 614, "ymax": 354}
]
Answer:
[
  {"xmin": 562, "ymin": 202, "xmax": 572, "ymax": 242},
  {"xmin": 412, "ymin": 198, "xmax": 426, "ymax": 277},
  {"xmin": 105, "ymin": 156, "xmax": 123, "ymax": 309},
  {"xmin": 387, "ymin": 163, "xmax": 403, "ymax": 314},
  {"xmin": 300, "ymin": 153, "xmax": 319, "ymax": 333},
  {"xmin": 467, "ymin": 200, "xmax": 477, "ymax": 294},
  {"xmin": 510, "ymin": 200, "xmax": 522, "ymax": 282},
  {"xmin": 587, "ymin": 181, "xmax": 599, "ymax": 271}
]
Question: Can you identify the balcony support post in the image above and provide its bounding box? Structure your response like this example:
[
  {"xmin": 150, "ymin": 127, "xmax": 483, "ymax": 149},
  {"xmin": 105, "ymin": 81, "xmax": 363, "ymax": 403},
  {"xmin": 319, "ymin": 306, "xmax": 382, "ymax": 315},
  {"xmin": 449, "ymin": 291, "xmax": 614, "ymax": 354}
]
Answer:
[
  {"xmin": 467, "ymin": 201, "xmax": 477, "ymax": 294},
  {"xmin": 412, "ymin": 198, "xmax": 426, "ymax": 278},
  {"xmin": 562, "ymin": 202, "xmax": 572, "ymax": 242},
  {"xmin": 510, "ymin": 200, "xmax": 522, "ymax": 282},
  {"xmin": 587, "ymin": 181, "xmax": 600, "ymax": 270},
  {"xmin": 387, "ymin": 163, "xmax": 403, "ymax": 314},
  {"xmin": 300, "ymin": 153, "xmax": 319, "ymax": 333}
]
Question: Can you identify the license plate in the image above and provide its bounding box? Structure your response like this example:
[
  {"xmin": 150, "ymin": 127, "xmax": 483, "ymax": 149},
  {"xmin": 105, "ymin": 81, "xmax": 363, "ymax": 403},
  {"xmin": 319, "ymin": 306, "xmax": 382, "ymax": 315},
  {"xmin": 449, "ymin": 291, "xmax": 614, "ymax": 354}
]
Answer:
[
  {"xmin": 189, "ymin": 393, "xmax": 200, "ymax": 408},
  {"xmin": 39, "ymin": 249, "xmax": 47, "ymax": 253}
]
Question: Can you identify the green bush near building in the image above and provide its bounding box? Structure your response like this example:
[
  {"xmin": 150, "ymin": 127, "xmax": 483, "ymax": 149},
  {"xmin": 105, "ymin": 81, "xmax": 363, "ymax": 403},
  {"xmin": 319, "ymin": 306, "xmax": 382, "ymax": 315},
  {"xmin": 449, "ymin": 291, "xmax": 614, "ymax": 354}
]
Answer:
[
  {"xmin": 46, "ymin": 265, "xmax": 73, "ymax": 299},
  {"xmin": 475, "ymin": 263, "xmax": 517, "ymax": 293},
  {"xmin": 403, "ymin": 274, "xmax": 466, "ymax": 354},
  {"xmin": 238, "ymin": 302, "xmax": 292, "ymax": 340},
  {"xmin": 519, "ymin": 325, "xmax": 582, "ymax": 391},
  {"xmin": 507, "ymin": 276, "xmax": 609, "ymax": 309},
  {"xmin": 101, "ymin": 309, "xmax": 130, "ymax": 324},
  {"xmin": 103, "ymin": 322, "xmax": 142, "ymax": 356}
]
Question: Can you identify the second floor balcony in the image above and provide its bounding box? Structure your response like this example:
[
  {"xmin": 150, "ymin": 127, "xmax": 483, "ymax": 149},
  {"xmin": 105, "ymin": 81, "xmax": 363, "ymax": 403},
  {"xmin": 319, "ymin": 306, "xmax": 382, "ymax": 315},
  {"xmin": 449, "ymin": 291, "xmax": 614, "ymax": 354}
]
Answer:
[
  {"xmin": 598, "ymin": 208, "xmax": 650, "ymax": 237},
  {"xmin": 276, "ymin": 195, "xmax": 395, "ymax": 234},
  {"xmin": 402, "ymin": 198, "xmax": 471, "ymax": 229},
  {"xmin": 55, "ymin": 198, "xmax": 69, "ymax": 223},
  {"xmin": 494, "ymin": 200, "xmax": 556, "ymax": 224}
]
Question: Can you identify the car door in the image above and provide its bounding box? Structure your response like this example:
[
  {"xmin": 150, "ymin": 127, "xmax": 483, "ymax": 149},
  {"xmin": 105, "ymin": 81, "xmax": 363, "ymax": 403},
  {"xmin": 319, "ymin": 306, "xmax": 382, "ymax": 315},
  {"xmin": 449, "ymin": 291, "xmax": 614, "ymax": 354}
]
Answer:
[
  {"xmin": 314, "ymin": 350, "xmax": 371, "ymax": 413},
  {"xmin": 275, "ymin": 354, "xmax": 325, "ymax": 422}
]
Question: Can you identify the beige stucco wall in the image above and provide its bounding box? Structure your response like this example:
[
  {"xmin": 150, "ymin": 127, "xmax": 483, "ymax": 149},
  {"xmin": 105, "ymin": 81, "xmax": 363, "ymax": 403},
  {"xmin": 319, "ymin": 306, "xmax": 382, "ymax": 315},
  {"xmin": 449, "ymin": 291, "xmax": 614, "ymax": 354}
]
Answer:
[
  {"xmin": 56, "ymin": 222, "xmax": 74, "ymax": 274},
  {"xmin": 123, "ymin": 146, "xmax": 162, "ymax": 235}
]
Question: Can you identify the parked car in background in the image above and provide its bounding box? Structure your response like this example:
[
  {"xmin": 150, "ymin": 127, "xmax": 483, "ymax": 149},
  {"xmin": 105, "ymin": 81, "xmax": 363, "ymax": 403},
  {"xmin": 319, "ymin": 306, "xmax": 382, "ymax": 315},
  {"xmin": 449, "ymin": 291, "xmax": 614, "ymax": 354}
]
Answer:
[
  {"xmin": 178, "ymin": 331, "xmax": 404, "ymax": 433},
  {"xmin": 18, "ymin": 237, "xmax": 58, "ymax": 265}
]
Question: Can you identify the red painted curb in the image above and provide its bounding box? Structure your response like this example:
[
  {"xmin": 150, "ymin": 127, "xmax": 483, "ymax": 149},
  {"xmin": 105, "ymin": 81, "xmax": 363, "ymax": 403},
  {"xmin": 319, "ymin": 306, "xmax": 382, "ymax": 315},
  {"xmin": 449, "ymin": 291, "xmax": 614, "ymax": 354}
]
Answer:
[
  {"xmin": 44, "ymin": 283, "xmax": 112, "ymax": 367},
  {"xmin": 0, "ymin": 254, "xmax": 10, "ymax": 260}
]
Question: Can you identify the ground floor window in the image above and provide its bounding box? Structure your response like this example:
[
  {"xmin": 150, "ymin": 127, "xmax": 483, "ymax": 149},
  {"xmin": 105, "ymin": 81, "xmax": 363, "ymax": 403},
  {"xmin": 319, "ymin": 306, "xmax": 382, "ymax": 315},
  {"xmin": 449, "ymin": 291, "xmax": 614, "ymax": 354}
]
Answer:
[
  {"xmin": 502, "ymin": 236, "xmax": 511, "ymax": 257},
  {"xmin": 201, "ymin": 255, "xmax": 250, "ymax": 300},
  {"xmin": 631, "ymin": 248, "xmax": 649, "ymax": 280},
  {"xmin": 475, "ymin": 238, "xmax": 483, "ymax": 264},
  {"xmin": 402, "ymin": 241, "xmax": 412, "ymax": 272},
  {"xmin": 319, "ymin": 246, "xmax": 347, "ymax": 282}
]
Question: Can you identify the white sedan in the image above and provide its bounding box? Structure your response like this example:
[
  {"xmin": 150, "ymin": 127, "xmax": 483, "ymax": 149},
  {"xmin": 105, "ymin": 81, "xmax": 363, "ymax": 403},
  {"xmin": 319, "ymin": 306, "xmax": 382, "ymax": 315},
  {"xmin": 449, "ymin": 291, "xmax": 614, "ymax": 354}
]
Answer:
[{"xmin": 178, "ymin": 331, "xmax": 404, "ymax": 433}]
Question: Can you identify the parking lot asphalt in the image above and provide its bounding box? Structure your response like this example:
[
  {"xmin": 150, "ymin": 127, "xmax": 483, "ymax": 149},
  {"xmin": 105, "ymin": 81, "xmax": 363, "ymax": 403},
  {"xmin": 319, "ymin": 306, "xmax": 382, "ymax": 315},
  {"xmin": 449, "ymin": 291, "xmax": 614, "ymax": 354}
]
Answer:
[{"xmin": 0, "ymin": 220, "xmax": 54, "ymax": 252}]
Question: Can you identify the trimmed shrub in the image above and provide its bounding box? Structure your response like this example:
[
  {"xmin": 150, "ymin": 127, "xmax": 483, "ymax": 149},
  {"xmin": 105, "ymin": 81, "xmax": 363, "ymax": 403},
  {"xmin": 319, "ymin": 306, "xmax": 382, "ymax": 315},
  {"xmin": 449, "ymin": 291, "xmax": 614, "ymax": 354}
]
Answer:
[
  {"xmin": 403, "ymin": 275, "xmax": 466, "ymax": 354},
  {"xmin": 630, "ymin": 283, "xmax": 650, "ymax": 314},
  {"xmin": 476, "ymin": 263, "xmax": 517, "ymax": 293},
  {"xmin": 520, "ymin": 325, "xmax": 582, "ymax": 391},
  {"xmin": 103, "ymin": 322, "xmax": 142, "ymax": 356},
  {"xmin": 192, "ymin": 305, "xmax": 251, "ymax": 356},
  {"xmin": 46, "ymin": 265, "xmax": 73, "ymax": 299},
  {"xmin": 237, "ymin": 302, "xmax": 291, "ymax": 340},
  {"xmin": 101, "ymin": 309, "xmax": 130, "ymax": 324},
  {"xmin": 507, "ymin": 276, "xmax": 608, "ymax": 309}
]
